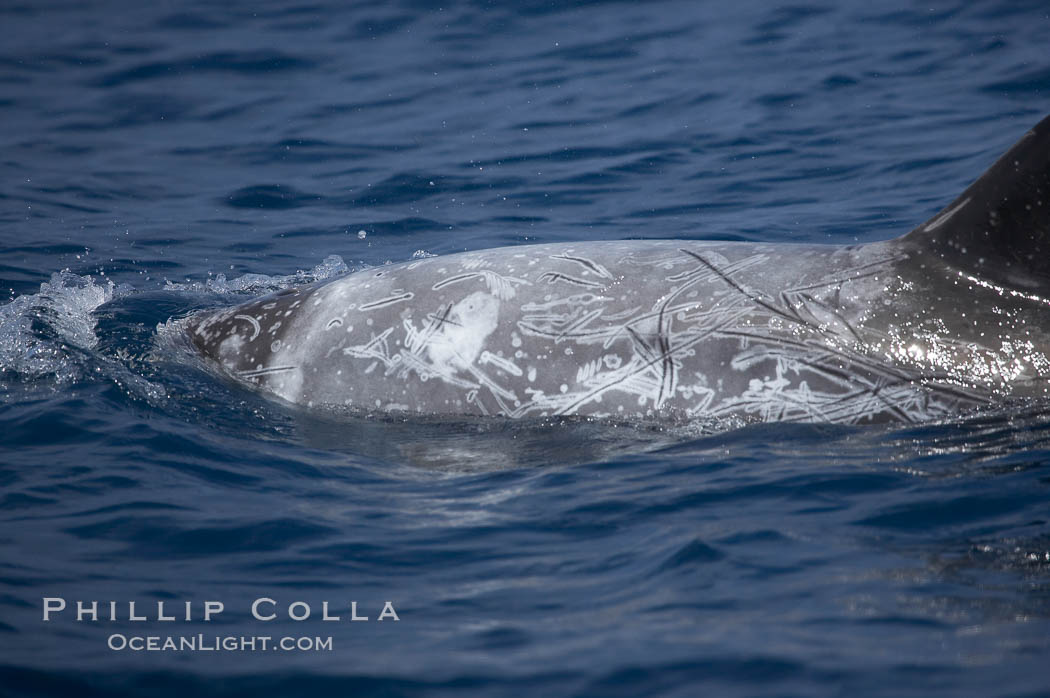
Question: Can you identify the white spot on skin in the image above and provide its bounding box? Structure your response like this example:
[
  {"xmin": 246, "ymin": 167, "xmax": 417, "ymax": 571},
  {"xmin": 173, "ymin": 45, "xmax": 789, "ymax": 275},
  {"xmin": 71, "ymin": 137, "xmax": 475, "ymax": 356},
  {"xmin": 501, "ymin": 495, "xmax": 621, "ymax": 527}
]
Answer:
[
  {"xmin": 427, "ymin": 291, "xmax": 501, "ymax": 370},
  {"xmin": 217, "ymin": 334, "xmax": 245, "ymax": 368}
]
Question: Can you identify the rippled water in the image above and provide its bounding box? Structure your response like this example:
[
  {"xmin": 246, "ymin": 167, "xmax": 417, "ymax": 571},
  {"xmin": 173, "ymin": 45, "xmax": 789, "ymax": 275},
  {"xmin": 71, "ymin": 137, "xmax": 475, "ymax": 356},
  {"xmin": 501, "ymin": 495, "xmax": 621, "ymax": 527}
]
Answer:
[{"xmin": 2, "ymin": 1, "xmax": 1049, "ymax": 696}]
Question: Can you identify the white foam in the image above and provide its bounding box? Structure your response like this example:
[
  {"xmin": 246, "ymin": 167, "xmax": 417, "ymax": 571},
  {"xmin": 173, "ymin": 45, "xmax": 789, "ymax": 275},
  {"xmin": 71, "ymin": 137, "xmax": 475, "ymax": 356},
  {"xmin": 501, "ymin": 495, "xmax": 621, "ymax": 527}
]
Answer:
[
  {"xmin": 164, "ymin": 254, "xmax": 352, "ymax": 295},
  {"xmin": 0, "ymin": 271, "xmax": 125, "ymax": 382}
]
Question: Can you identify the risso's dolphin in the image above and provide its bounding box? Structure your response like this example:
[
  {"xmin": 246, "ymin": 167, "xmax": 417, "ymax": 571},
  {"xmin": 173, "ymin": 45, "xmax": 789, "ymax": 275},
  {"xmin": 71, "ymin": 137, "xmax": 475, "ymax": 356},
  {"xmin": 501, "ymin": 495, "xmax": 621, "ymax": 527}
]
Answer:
[{"xmin": 186, "ymin": 114, "xmax": 1050, "ymax": 424}]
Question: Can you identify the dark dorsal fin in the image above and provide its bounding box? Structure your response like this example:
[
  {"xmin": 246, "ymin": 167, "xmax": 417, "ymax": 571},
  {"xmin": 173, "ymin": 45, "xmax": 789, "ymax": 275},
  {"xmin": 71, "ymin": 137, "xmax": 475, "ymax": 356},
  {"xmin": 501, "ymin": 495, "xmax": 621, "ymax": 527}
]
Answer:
[{"xmin": 900, "ymin": 113, "xmax": 1050, "ymax": 289}]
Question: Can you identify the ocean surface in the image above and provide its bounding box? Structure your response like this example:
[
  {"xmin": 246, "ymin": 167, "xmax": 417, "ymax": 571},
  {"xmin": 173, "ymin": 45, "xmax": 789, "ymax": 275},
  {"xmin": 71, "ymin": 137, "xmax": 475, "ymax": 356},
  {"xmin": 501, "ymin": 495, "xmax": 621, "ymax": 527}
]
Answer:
[{"xmin": 2, "ymin": 1, "xmax": 1049, "ymax": 696}]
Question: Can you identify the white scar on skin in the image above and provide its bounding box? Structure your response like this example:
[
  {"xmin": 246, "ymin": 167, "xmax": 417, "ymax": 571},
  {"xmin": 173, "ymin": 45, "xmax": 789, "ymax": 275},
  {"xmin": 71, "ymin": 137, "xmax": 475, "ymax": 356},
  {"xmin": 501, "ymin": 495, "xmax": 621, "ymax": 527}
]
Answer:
[
  {"xmin": 426, "ymin": 292, "xmax": 501, "ymax": 370},
  {"xmin": 923, "ymin": 196, "xmax": 971, "ymax": 232},
  {"xmin": 233, "ymin": 314, "xmax": 261, "ymax": 340}
]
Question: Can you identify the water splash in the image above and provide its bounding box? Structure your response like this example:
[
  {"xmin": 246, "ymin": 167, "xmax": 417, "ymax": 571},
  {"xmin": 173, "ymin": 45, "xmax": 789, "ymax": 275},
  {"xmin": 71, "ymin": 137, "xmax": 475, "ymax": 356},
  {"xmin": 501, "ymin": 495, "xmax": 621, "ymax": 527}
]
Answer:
[
  {"xmin": 163, "ymin": 254, "xmax": 351, "ymax": 295},
  {"xmin": 0, "ymin": 270, "xmax": 127, "ymax": 383}
]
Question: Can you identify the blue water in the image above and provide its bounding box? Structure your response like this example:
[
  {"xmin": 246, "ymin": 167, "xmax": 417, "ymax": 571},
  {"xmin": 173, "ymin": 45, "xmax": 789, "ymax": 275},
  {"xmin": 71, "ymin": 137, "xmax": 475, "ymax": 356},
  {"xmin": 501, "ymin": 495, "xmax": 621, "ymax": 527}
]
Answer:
[{"xmin": 2, "ymin": 1, "xmax": 1050, "ymax": 696}]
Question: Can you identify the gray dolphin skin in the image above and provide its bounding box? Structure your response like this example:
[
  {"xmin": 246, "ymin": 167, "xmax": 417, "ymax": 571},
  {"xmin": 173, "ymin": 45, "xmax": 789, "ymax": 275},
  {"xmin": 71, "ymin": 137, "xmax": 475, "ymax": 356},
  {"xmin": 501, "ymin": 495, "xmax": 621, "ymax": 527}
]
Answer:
[{"xmin": 187, "ymin": 114, "xmax": 1050, "ymax": 424}]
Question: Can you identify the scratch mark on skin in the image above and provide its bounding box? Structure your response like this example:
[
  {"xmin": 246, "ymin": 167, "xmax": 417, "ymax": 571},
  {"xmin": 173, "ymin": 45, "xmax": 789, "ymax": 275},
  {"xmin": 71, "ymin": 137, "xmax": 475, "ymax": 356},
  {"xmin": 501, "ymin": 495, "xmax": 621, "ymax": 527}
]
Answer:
[
  {"xmin": 793, "ymin": 292, "xmax": 865, "ymax": 344},
  {"xmin": 344, "ymin": 327, "xmax": 395, "ymax": 361},
  {"xmin": 655, "ymin": 302, "xmax": 675, "ymax": 408},
  {"xmin": 467, "ymin": 390, "xmax": 490, "ymax": 416},
  {"xmin": 531, "ymin": 312, "xmax": 742, "ymax": 418},
  {"xmin": 678, "ymin": 249, "xmax": 805, "ymax": 328},
  {"xmin": 358, "ymin": 291, "xmax": 414, "ymax": 311},
  {"xmin": 464, "ymin": 363, "xmax": 517, "ymax": 405},
  {"xmin": 719, "ymin": 329, "xmax": 906, "ymax": 383},
  {"xmin": 238, "ymin": 365, "xmax": 297, "ymax": 378},
  {"xmin": 517, "ymin": 302, "xmax": 750, "ymax": 347},
  {"xmin": 603, "ymin": 305, "xmax": 643, "ymax": 322},
  {"xmin": 718, "ymin": 328, "xmax": 988, "ymax": 405},
  {"xmin": 555, "ymin": 308, "xmax": 604, "ymax": 343},
  {"xmin": 432, "ymin": 270, "xmax": 529, "ymax": 300},
  {"xmin": 538, "ymin": 271, "xmax": 606, "ymax": 288},
  {"xmin": 710, "ymin": 370, "xmax": 920, "ymax": 425},
  {"xmin": 521, "ymin": 313, "xmax": 572, "ymax": 323},
  {"xmin": 733, "ymin": 346, "xmax": 858, "ymax": 391},
  {"xmin": 549, "ymin": 254, "xmax": 613, "ymax": 279},
  {"xmin": 729, "ymin": 346, "xmax": 914, "ymax": 422},
  {"xmin": 923, "ymin": 196, "xmax": 971, "ymax": 232},
  {"xmin": 406, "ymin": 303, "xmax": 456, "ymax": 355},
  {"xmin": 625, "ymin": 325, "xmax": 657, "ymax": 363},
  {"xmin": 780, "ymin": 255, "xmax": 903, "ymax": 295},
  {"xmin": 233, "ymin": 314, "xmax": 261, "ymax": 341},
  {"xmin": 621, "ymin": 250, "xmax": 762, "ymax": 409},
  {"xmin": 821, "ymin": 381, "xmax": 916, "ymax": 423},
  {"xmin": 522, "ymin": 294, "xmax": 608, "ymax": 312},
  {"xmin": 424, "ymin": 304, "xmax": 460, "ymax": 329},
  {"xmin": 647, "ymin": 257, "xmax": 729, "ymax": 407},
  {"xmin": 480, "ymin": 351, "xmax": 523, "ymax": 376},
  {"xmin": 433, "ymin": 273, "xmax": 482, "ymax": 289},
  {"xmin": 666, "ymin": 252, "xmax": 768, "ymax": 284}
]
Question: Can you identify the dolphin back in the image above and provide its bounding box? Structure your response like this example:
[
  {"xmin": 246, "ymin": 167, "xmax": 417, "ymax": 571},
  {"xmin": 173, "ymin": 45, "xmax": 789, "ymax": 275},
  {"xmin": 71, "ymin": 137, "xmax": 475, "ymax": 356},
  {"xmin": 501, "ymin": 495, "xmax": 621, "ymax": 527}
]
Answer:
[{"xmin": 183, "ymin": 114, "xmax": 1050, "ymax": 424}]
